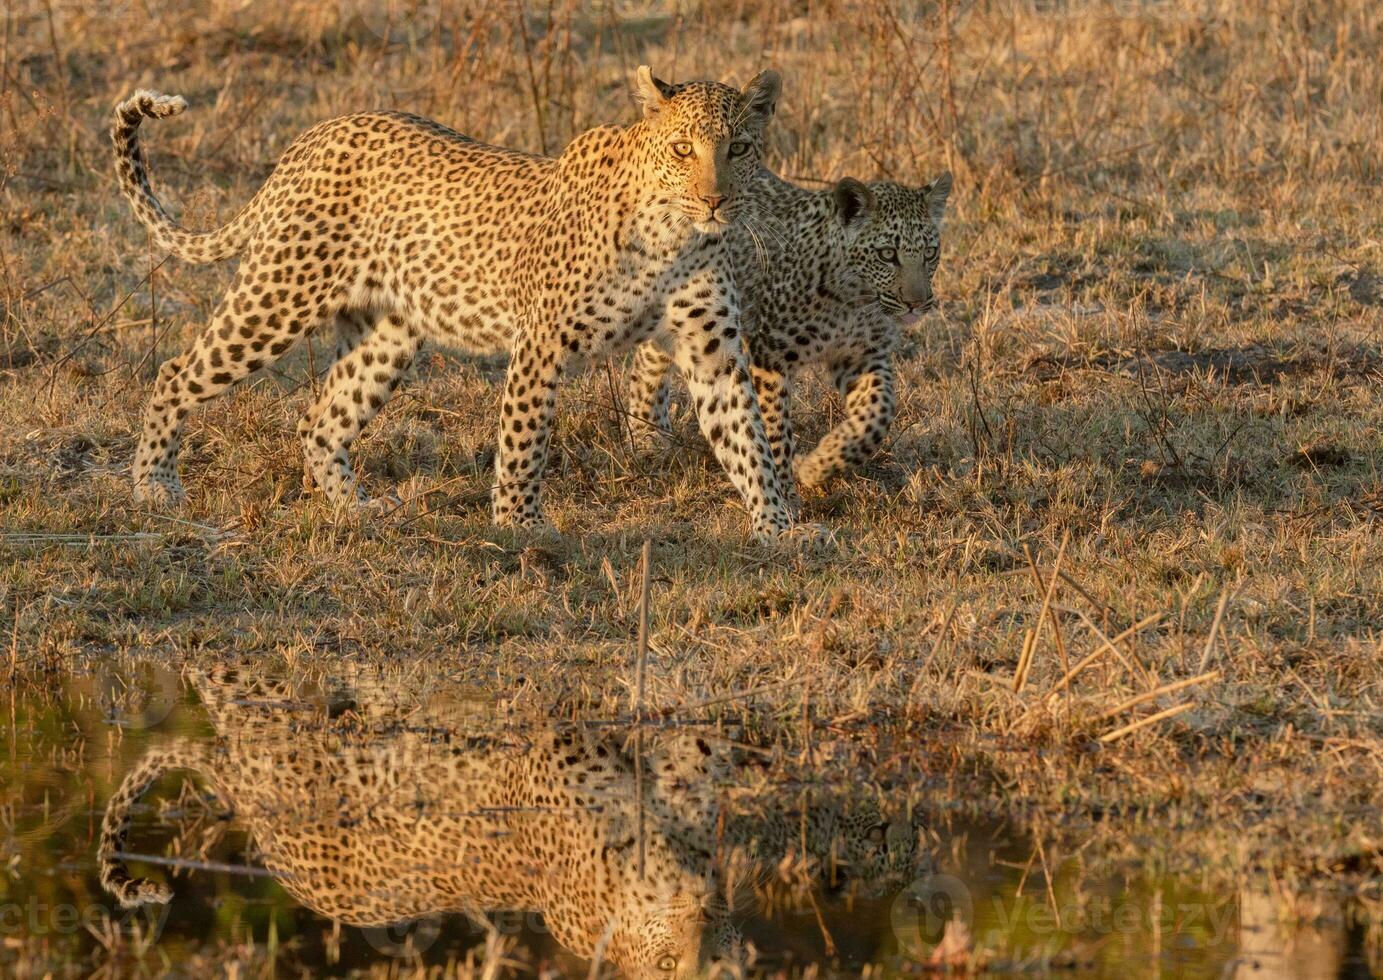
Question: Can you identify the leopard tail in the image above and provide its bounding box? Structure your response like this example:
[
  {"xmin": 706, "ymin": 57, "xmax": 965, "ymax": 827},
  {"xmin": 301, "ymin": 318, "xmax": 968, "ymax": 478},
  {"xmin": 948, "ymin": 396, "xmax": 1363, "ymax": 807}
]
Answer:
[
  {"xmin": 111, "ymin": 91, "xmax": 257, "ymax": 263},
  {"xmin": 98, "ymin": 739, "xmax": 211, "ymax": 908}
]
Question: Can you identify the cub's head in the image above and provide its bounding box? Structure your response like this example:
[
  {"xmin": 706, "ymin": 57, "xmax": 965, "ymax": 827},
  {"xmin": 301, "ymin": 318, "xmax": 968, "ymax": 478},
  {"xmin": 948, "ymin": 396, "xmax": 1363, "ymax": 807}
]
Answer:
[
  {"xmin": 633, "ymin": 65, "xmax": 780, "ymax": 233},
  {"xmin": 832, "ymin": 174, "xmax": 952, "ymax": 319},
  {"xmin": 829, "ymin": 800, "xmax": 928, "ymax": 897}
]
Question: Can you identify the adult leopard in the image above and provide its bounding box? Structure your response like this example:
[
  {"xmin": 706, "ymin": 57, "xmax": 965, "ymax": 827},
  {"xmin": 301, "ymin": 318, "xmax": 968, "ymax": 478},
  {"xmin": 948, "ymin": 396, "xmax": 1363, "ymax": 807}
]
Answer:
[{"xmin": 113, "ymin": 69, "xmax": 825, "ymax": 543}]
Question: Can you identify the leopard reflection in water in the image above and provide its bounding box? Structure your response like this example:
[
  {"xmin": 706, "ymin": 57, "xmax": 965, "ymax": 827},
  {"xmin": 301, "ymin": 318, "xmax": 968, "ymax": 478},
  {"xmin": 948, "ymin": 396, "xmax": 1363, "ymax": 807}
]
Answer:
[{"xmin": 98, "ymin": 667, "xmax": 924, "ymax": 978}]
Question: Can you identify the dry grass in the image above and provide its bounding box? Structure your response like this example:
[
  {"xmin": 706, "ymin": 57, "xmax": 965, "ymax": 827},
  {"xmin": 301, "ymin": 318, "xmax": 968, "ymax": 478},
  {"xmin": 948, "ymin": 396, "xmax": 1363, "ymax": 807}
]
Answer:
[{"xmin": 2, "ymin": 0, "xmax": 1382, "ymax": 964}]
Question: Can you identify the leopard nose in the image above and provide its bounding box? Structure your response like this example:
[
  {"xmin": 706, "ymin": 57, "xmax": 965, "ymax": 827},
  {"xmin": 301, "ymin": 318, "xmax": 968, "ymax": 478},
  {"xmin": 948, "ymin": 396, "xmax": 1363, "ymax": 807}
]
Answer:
[
  {"xmin": 902, "ymin": 284, "xmax": 933, "ymax": 307},
  {"xmin": 699, "ymin": 194, "xmax": 726, "ymax": 211}
]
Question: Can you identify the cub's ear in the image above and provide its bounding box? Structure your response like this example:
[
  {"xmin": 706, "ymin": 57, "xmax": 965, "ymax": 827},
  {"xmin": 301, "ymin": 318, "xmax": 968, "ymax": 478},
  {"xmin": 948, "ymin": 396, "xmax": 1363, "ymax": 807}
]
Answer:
[
  {"xmin": 635, "ymin": 66, "xmax": 676, "ymax": 118},
  {"xmin": 832, "ymin": 177, "xmax": 875, "ymax": 228},
  {"xmin": 924, "ymin": 171, "xmax": 952, "ymax": 226},
  {"xmin": 741, "ymin": 69, "xmax": 781, "ymax": 117}
]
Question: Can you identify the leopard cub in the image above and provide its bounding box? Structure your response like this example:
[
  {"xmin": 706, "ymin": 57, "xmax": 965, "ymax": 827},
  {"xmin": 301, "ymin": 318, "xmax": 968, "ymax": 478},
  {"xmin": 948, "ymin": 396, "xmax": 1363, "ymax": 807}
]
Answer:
[{"xmin": 628, "ymin": 168, "xmax": 950, "ymax": 508}]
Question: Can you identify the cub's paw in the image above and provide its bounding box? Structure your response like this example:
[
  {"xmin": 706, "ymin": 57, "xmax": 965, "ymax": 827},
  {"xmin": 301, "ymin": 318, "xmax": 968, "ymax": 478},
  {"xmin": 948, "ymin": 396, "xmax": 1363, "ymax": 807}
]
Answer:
[
  {"xmin": 781, "ymin": 483, "xmax": 804, "ymax": 520},
  {"xmin": 516, "ymin": 517, "xmax": 560, "ymax": 540},
  {"xmin": 627, "ymin": 421, "xmax": 674, "ymax": 455},
  {"xmin": 795, "ymin": 452, "xmax": 838, "ymax": 490},
  {"xmin": 354, "ymin": 492, "xmax": 408, "ymax": 518}
]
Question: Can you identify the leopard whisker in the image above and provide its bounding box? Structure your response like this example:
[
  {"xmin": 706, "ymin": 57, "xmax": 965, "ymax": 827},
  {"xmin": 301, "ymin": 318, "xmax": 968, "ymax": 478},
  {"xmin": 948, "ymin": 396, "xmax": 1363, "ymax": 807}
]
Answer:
[
  {"xmin": 737, "ymin": 215, "xmax": 772, "ymax": 275},
  {"xmin": 741, "ymin": 201, "xmax": 789, "ymax": 249}
]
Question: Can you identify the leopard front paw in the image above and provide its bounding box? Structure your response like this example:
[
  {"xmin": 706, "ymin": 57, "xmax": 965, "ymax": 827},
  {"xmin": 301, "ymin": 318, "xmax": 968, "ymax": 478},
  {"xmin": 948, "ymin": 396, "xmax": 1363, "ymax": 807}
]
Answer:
[
  {"xmin": 350, "ymin": 492, "xmax": 407, "ymax": 517},
  {"xmin": 795, "ymin": 451, "xmax": 840, "ymax": 490},
  {"xmin": 781, "ymin": 521, "xmax": 838, "ymax": 552},
  {"xmin": 132, "ymin": 472, "xmax": 187, "ymax": 508},
  {"xmin": 493, "ymin": 492, "xmax": 555, "ymax": 537},
  {"xmin": 749, "ymin": 510, "xmax": 836, "ymax": 551}
]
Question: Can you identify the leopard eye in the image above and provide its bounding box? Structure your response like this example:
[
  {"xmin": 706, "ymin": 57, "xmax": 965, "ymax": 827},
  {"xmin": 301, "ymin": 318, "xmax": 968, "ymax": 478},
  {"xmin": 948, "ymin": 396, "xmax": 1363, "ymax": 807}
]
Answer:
[
  {"xmin": 877, "ymin": 246, "xmax": 898, "ymax": 264},
  {"xmin": 670, "ymin": 141, "xmax": 693, "ymax": 158},
  {"xmin": 727, "ymin": 140, "xmax": 751, "ymax": 158},
  {"xmin": 868, "ymin": 824, "xmax": 887, "ymax": 843},
  {"xmin": 657, "ymin": 954, "xmax": 678, "ymax": 971}
]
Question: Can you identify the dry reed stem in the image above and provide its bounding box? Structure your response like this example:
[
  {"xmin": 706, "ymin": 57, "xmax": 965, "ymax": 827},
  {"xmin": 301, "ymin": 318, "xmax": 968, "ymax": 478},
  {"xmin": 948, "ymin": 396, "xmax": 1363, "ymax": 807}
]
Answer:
[
  {"xmin": 1094, "ymin": 669, "xmax": 1221, "ymax": 724},
  {"xmin": 1098, "ymin": 701, "xmax": 1198, "ymax": 743},
  {"xmin": 1044, "ymin": 613, "xmax": 1164, "ymax": 700},
  {"xmin": 1196, "ymin": 586, "xmax": 1234, "ymax": 674}
]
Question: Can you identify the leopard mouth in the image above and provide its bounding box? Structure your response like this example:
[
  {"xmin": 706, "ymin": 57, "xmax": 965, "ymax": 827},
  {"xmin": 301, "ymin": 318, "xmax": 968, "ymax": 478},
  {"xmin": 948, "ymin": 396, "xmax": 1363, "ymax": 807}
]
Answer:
[
  {"xmin": 877, "ymin": 294, "xmax": 910, "ymax": 316},
  {"xmin": 878, "ymin": 294, "xmax": 936, "ymax": 320},
  {"xmin": 681, "ymin": 199, "xmax": 738, "ymax": 233},
  {"xmin": 691, "ymin": 217, "xmax": 732, "ymax": 236}
]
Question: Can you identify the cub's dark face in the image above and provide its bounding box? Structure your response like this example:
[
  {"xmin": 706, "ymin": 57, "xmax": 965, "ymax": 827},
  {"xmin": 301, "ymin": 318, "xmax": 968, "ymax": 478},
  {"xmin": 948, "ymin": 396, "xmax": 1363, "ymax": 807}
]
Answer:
[
  {"xmin": 634, "ymin": 66, "xmax": 780, "ymax": 233},
  {"xmin": 834, "ymin": 172, "xmax": 952, "ymax": 318}
]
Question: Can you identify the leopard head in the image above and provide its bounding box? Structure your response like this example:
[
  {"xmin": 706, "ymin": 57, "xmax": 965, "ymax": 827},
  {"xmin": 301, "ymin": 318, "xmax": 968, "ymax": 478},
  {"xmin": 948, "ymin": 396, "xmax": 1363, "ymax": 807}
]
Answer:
[
  {"xmin": 633, "ymin": 65, "xmax": 780, "ymax": 234},
  {"xmin": 594, "ymin": 822, "xmax": 741, "ymax": 979},
  {"xmin": 610, "ymin": 893, "xmax": 741, "ymax": 980},
  {"xmin": 828, "ymin": 798, "xmax": 929, "ymax": 897},
  {"xmin": 833, "ymin": 173, "xmax": 952, "ymax": 320}
]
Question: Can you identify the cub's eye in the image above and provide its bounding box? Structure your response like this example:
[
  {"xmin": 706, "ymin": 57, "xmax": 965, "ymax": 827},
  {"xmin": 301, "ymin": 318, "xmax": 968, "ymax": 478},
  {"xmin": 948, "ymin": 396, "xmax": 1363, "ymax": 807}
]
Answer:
[
  {"xmin": 670, "ymin": 141, "xmax": 693, "ymax": 158},
  {"xmin": 657, "ymin": 954, "xmax": 678, "ymax": 972},
  {"xmin": 868, "ymin": 824, "xmax": 887, "ymax": 843},
  {"xmin": 727, "ymin": 140, "xmax": 751, "ymax": 158},
  {"xmin": 877, "ymin": 246, "xmax": 898, "ymax": 264}
]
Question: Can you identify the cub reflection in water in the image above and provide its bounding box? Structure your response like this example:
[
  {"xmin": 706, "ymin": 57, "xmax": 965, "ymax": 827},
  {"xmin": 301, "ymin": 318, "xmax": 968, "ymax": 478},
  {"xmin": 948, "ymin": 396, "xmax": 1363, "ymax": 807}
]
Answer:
[{"xmin": 99, "ymin": 668, "xmax": 923, "ymax": 978}]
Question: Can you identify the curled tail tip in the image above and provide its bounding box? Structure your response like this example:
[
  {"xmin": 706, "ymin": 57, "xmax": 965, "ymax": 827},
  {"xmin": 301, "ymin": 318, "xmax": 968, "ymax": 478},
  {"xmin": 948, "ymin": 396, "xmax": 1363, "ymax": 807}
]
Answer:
[
  {"xmin": 150, "ymin": 93, "xmax": 188, "ymax": 118},
  {"xmin": 117, "ymin": 90, "xmax": 187, "ymax": 121},
  {"xmin": 123, "ymin": 878, "xmax": 174, "ymax": 908},
  {"xmin": 107, "ymin": 874, "xmax": 174, "ymax": 908}
]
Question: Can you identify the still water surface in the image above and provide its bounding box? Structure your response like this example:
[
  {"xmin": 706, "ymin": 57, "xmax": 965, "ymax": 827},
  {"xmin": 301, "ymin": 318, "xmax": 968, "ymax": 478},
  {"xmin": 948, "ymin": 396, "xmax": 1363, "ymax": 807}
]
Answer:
[{"xmin": 0, "ymin": 660, "xmax": 1375, "ymax": 977}]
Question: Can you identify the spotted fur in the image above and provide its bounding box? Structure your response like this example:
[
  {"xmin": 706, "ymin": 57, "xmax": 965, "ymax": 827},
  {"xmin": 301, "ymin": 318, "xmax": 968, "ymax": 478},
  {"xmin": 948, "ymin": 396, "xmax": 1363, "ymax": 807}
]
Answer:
[
  {"xmin": 627, "ymin": 169, "xmax": 951, "ymax": 507},
  {"xmin": 113, "ymin": 70, "xmax": 827, "ymax": 544},
  {"xmin": 98, "ymin": 668, "xmax": 922, "ymax": 978}
]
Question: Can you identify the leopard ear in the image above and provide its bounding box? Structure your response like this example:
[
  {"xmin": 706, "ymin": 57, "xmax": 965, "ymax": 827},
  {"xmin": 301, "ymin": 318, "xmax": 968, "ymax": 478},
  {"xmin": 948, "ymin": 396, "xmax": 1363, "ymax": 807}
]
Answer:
[
  {"xmin": 924, "ymin": 171, "xmax": 952, "ymax": 226},
  {"xmin": 635, "ymin": 66, "xmax": 675, "ymax": 119},
  {"xmin": 741, "ymin": 69, "xmax": 780, "ymax": 118},
  {"xmin": 832, "ymin": 177, "xmax": 875, "ymax": 229}
]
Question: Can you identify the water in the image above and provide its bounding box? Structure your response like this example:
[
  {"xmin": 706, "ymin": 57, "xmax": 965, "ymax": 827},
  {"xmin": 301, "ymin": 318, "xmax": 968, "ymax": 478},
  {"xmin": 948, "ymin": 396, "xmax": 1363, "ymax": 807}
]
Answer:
[{"xmin": 0, "ymin": 661, "xmax": 1375, "ymax": 978}]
